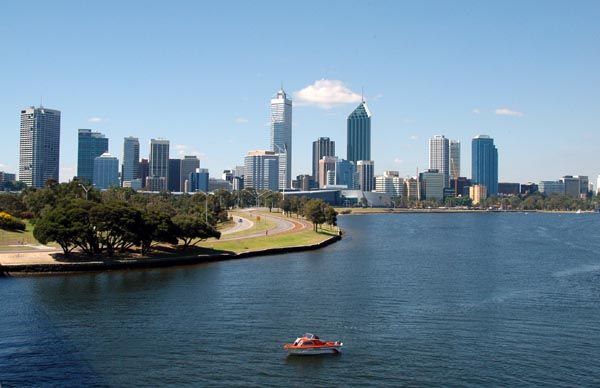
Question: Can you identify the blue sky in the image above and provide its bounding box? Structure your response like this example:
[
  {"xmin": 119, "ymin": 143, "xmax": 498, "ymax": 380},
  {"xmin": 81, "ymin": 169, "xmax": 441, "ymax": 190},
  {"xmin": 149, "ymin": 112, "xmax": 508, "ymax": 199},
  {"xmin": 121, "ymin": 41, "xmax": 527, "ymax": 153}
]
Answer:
[{"xmin": 1, "ymin": 1, "xmax": 599, "ymax": 185}]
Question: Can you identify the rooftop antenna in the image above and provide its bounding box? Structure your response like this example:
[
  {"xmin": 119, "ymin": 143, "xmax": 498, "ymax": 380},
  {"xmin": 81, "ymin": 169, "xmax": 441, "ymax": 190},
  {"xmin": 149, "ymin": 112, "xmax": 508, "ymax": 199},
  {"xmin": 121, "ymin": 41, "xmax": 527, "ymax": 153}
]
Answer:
[
  {"xmin": 39, "ymin": 96, "xmax": 43, "ymax": 108},
  {"xmin": 361, "ymin": 86, "xmax": 364, "ymax": 103}
]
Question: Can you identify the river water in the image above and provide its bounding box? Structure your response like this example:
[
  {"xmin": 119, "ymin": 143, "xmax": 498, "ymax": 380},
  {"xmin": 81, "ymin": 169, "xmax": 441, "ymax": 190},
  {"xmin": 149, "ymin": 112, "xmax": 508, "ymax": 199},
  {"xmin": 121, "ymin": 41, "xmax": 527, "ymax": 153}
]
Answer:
[{"xmin": 1, "ymin": 212, "xmax": 600, "ymax": 387}]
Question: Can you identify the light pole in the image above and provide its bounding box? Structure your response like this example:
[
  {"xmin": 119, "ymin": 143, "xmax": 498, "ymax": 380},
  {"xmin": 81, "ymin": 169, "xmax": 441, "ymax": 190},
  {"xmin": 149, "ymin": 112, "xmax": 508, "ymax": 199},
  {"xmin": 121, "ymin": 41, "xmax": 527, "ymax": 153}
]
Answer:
[
  {"xmin": 79, "ymin": 184, "xmax": 90, "ymax": 200},
  {"xmin": 195, "ymin": 189, "xmax": 210, "ymax": 224}
]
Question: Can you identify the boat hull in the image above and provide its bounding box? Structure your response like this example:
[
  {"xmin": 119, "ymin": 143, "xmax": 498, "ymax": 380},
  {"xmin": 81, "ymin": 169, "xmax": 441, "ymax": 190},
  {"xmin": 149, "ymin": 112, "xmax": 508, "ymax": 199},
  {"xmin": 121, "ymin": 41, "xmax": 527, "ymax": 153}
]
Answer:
[{"xmin": 284, "ymin": 346, "xmax": 342, "ymax": 356}]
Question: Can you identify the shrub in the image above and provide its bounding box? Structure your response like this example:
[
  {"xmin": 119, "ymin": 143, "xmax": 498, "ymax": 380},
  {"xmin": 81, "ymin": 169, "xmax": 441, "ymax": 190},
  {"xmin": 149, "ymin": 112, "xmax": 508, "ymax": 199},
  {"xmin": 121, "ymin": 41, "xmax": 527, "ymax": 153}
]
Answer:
[{"xmin": 0, "ymin": 211, "xmax": 26, "ymax": 231}]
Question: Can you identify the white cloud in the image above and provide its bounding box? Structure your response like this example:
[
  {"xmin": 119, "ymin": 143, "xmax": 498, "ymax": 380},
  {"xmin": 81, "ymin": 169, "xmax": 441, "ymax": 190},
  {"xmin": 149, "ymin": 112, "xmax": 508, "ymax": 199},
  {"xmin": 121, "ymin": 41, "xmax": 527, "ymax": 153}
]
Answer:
[
  {"xmin": 393, "ymin": 158, "xmax": 404, "ymax": 164},
  {"xmin": 235, "ymin": 117, "xmax": 249, "ymax": 124},
  {"xmin": 495, "ymin": 108, "xmax": 523, "ymax": 117},
  {"xmin": 87, "ymin": 117, "xmax": 105, "ymax": 123},
  {"xmin": 472, "ymin": 108, "xmax": 481, "ymax": 114},
  {"xmin": 173, "ymin": 144, "xmax": 205, "ymax": 159},
  {"xmin": 293, "ymin": 79, "xmax": 362, "ymax": 109},
  {"xmin": 409, "ymin": 135, "xmax": 418, "ymax": 141}
]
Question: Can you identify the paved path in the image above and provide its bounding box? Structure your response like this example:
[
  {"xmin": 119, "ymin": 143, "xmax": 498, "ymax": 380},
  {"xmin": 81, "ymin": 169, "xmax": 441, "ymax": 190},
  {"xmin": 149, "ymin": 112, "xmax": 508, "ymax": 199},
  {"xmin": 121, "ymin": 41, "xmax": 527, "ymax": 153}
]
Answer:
[{"xmin": 0, "ymin": 209, "xmax": 313, "ymax": 266}]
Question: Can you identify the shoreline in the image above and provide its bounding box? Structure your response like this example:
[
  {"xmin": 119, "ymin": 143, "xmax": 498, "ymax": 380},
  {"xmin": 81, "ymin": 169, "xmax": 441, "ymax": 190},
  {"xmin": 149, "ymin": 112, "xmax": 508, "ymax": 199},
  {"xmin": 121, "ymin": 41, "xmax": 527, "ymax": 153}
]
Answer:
[
  {"xmin": 0, "ymin": 234, "xmax": 341, "ymax": 276},
  {"xmin": 336, "ymin": 208, "xmax": 597, "ymax": 215}
]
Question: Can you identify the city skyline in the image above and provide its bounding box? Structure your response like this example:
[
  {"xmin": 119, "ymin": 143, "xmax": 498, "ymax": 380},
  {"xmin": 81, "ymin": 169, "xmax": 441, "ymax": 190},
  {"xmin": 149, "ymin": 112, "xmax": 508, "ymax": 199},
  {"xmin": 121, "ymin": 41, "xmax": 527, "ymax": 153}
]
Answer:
[{"xmin": 1, "ymin": 1, "xmax": 599, "ymax": 184}]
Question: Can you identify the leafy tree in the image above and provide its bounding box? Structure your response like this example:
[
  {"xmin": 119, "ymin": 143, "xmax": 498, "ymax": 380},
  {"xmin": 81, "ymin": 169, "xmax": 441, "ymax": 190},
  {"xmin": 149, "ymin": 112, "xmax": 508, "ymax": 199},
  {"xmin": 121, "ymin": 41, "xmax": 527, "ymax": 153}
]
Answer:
[
  {"xmin": 0, "ymin": 211, "xmax": 26, "ymax": 231},
  {"xmin": 89, "ymin": 201, "xmax": 144, "ymax": 257},
  {"xmin": 138, "ymin": 209, "xmax": 178, "ymax": 255},
  {"xmin": 33, "ymin": 205, "xmax": 81, "ymax": 257},
  {"xmin": 324, "ymin": 206, "xmax": 338, "ymax": 228},
  {"xmin": 172, "ymin": 214, "xmax": 221, "ymax": 250},
  {"xmin": 0, "ymin": 193, "xmax": 27, "ymax": 218},
  {"xmin": 303, "ymin": 199, "xmax": 327, "ymax": 231}
]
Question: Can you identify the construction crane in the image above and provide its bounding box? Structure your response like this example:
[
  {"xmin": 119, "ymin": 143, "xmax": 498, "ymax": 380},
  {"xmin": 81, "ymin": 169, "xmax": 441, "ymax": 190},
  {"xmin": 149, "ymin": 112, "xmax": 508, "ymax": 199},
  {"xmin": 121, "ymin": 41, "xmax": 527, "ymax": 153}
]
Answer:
[{"xmin": 450, "ymin": 158, "xmax": 459, "ymax": 197}]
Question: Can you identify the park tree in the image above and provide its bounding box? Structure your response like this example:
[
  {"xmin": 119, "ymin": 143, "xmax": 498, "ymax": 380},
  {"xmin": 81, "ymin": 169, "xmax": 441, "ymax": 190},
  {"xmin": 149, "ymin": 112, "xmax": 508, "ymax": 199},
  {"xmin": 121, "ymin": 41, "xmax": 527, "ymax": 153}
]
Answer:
[
  {"xmin": 324, "ymin": 206, "xmax": 338, "ymax": 228},
  {"xmin": 172, "ymin": 214, "xmax": 221, "ymax": 250},
  {"xmin": 89, "ymin": 201, "xmax": 144, "ymax": 257},
  {"xmin": 303, "ymin": 199, "xmax": 327, "ymax": 231},
  {"xmin": 33, "ymin": 202, "xmax": 87, "ymax": 257},
  {"xmin": 138, "ymin": 208, "xmax": 179, "ymax": 255}
]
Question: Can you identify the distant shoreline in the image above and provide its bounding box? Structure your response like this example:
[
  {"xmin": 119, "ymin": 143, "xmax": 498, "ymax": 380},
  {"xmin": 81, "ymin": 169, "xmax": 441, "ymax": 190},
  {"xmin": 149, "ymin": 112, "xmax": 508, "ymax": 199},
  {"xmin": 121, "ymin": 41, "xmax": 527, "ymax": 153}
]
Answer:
[{"xmin": 336, "ymin": 208, "xmax": 596, "ymax": 215}]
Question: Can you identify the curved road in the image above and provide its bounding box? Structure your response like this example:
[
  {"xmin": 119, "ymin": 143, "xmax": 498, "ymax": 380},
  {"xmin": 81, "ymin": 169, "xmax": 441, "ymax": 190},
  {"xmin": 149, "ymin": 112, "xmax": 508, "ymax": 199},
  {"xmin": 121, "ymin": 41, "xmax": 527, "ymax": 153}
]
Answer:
[{"xmin": 220, "ymin": 208, "xmax": 309, "ymax": 241}]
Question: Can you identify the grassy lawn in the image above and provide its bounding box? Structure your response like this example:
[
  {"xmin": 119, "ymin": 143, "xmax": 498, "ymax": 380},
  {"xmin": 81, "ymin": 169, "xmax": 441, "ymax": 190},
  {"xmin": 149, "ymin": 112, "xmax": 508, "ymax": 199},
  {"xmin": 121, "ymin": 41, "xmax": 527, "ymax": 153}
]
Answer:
[
  {"xmin": 201, "ymin": 226, "xmax": 338, "ymax": 254},
  {"xmin": 0, "ymin": 221, "xmax": 48, "ymax": 249}
]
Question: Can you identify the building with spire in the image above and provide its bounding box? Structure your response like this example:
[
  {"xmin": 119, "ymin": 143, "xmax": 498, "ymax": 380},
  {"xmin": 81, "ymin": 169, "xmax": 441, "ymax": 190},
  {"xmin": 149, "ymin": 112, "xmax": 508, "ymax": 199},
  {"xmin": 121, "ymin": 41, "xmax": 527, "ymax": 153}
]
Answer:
[
  {"xmin": 19, "ymin": 106, "xmax": 61, "ymax": 188},
  {"xmin": 347, "ymin": 100, "xmax": 371, "ymax": 164},
  {"xmin": 270, "ymin": 88, "xmax": 292, "ymax": 190}
]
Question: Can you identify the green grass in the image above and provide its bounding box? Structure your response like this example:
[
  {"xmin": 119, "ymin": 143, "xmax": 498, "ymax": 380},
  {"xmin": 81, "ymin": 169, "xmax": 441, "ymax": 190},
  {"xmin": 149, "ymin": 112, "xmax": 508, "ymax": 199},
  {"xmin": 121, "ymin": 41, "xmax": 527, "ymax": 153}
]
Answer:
[
  {"xmin": 201, "ymin": 226, "xmax": 338, "ymax": 254},
  {"xmin": 0, "ymin": 220, "xmax": 43, "ymax": 248}
]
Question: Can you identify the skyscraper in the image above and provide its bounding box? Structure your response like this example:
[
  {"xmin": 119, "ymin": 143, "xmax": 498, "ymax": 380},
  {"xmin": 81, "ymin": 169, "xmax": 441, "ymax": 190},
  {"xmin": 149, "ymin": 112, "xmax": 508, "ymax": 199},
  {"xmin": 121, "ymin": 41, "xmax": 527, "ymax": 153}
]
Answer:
[
  {"xmin": 180, "ymin": 156, "xmax": 200, "ymax": 193},
  {"xmin": 78, "ymin": 129, "xmax": 109, "ymax": 184},
  {"xmin": 312, "ymin": 137, "xmax": 335, "ymax": 183},
  {"xmin": 270, "ymin": 88, "xmax": 292, "ymax": 190},
  {"xmin": 471, "ymin": 135, "xmax": 498, "ymax": 196},
  {"xmin": 429, "ymin": 135, "xmax": 449, "ymax": 188},
  {"xmin": 168, "ymin": 158, "xmax": 182, "ymax": 192},
  {"xmin": 148, "ymin": 138, "xmax": 169, "ymax": 191},
  {"xmin": 244, "ymin": 150, "xmax": 279, "ymax": 191},
  {"xmin": 449, "ymin": 140, "xmax": 461, "ymax": 181},
  {"xmin": 122, "ymin": 136, "xmax": 140, "ymax": 185},
  {"xmin": 357, "ymin": 160, "xmax": 375, "ymax": 192},
  {"xmin": 93, "ymin": 152, "xmax": 120, "ymax": 189},
  {"xmin": 19, "ymin": 106, "xmax": 61, "ymax": 188},
  {"xmin": 347, "ymin": 100, "xmax": 371, "ymax": 164}
]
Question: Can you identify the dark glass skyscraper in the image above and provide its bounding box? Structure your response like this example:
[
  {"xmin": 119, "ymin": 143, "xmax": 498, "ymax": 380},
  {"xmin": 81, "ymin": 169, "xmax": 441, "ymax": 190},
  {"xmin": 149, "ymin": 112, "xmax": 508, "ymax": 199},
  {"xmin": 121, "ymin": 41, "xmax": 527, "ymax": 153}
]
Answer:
[
  {"xmin": 122, "ymin": 136, "xmax": 140, "ymax": 184},
  {"xmin": 77, "ymin": 129, "xmax": 108, "ymax": 184},
  {"xmin": 312, "ymin": 137, "xmax": 335, "ymax": 182},
  {"xmin": 471, "ymin": 135, "xmax": 498, "ymax": 196},
  {"xmin": 19, "ymin": 106, "xmax": 61, "ymax": 188},
  {"xmin": 347, "ymin": 101, "xmax": 371, "ymax": 164}
]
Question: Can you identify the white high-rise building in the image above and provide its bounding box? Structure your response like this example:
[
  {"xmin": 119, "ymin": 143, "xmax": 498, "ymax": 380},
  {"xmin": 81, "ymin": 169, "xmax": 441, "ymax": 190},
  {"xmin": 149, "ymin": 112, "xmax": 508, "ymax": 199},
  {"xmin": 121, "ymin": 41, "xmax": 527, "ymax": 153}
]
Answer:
[
  {"xmin": 19, "ymin": 106, "xmax": 61, "ymax": 188},
  {"xmin": 270, "ymin": 88, "xmax": 292, "ymax": 190},
  {"xmin": 429, "ymin": 135, "xmax": 450, "ymax": 188}
]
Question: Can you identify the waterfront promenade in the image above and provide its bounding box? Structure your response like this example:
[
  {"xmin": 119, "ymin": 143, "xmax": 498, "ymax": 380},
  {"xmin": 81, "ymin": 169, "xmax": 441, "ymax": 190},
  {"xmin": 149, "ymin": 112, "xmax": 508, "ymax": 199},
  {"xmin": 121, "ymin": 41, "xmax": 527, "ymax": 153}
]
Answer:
[{"xmin": 0, "ymin": 209, "xmax": 340, "ymax": 275}]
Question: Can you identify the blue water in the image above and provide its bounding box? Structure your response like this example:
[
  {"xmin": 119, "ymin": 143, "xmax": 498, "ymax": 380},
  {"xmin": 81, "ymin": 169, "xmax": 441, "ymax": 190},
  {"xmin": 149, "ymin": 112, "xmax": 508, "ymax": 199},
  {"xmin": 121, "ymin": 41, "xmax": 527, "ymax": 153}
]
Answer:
[{"xmin": 1, "ymin": 213, "xmax": 600, "ymax": 387}]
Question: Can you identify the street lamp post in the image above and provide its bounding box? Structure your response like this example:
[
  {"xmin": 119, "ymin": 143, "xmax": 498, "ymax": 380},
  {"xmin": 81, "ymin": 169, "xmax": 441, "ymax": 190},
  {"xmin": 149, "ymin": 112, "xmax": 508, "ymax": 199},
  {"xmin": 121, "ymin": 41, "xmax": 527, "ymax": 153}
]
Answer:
[{"xmin": 79, "ymin": 184, "xmax": 90, "ymax": 200}]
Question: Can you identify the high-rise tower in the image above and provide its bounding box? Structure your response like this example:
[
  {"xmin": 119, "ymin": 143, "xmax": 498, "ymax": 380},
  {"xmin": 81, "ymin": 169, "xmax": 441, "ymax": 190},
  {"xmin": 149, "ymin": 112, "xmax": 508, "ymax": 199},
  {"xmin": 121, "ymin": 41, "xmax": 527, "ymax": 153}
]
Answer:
[
  {"xmin": 347, "ymin": 100, "xmax": 371, "ymax": 164},
  {"xmin": 429, "ymin": 135, "xmax": 450, "ymax": 188},
  {"xmin": 270, "ymin": 88, "xmax": 292, "ymax": 190},
  {"xmin": 471, "ymin": 135, "xmax": 498, "ymax": 196},
  {"xmin": 312, "ymin": 137, "xmax": 336, "ymax": 184},
  {"xmin": 148, "ymin": 138, "xmax": 169, "ymax": 191},
  {"xmin": 78, "ymin": 129, "xmax": 108, "ymax": 184},
  {"xmin": 122, "ymin": 136, "xmax": 140, "ymax": 185},
  {"xmin": 19, "ymin": 106, "xmax": 61, "ymax": 188},
  {"xmin": 449, "ymin": 140, "xmax": 461, "ymax": 181}
]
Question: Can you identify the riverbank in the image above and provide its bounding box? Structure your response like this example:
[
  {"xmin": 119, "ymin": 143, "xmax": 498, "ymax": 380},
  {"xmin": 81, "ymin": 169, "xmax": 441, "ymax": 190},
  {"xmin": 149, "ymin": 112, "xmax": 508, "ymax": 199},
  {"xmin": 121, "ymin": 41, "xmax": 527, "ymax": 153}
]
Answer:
[
  {"xmin": 0, "ymin": 210, "xmax": 341, "ymax": 276},
  {"xmin": 0, "ymin": 234, "xmax": 341, "ymax": 276},
  {"xmin": 335, "ymin": 207, "xmax": 597, "ymax": 215}
]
